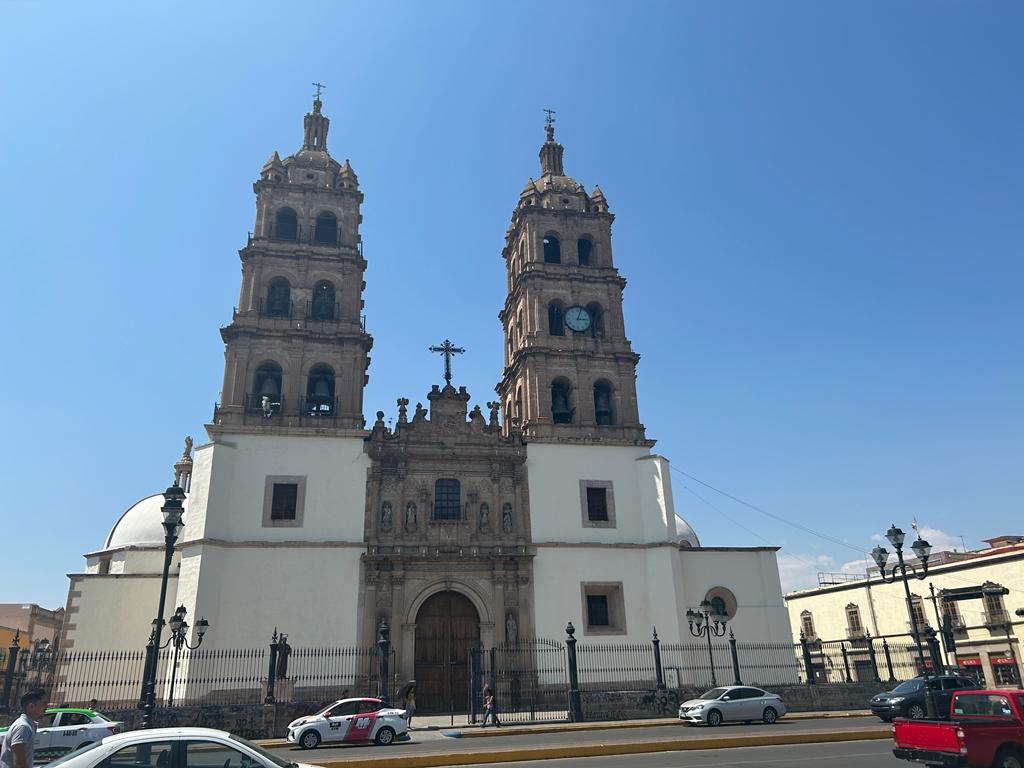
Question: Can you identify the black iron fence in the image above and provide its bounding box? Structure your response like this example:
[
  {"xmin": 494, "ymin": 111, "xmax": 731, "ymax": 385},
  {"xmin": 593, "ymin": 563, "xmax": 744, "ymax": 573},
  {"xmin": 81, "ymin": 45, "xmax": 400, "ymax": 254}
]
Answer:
[{"xmin": 5, "ymin": 626, "xmax": 948, "ymax": 718}]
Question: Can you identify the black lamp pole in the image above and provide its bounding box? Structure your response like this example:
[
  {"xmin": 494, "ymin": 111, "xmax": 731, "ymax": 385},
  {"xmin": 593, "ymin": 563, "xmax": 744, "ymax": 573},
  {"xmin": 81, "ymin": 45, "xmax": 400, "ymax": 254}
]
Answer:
[
  {"xmin": 165, "ymin": 606, "xmax": 209, "ymax": 706},
  {"xmin": 139, "ymin": 483, "xmax": 186, "ymax": 729},
  {"xmin": 686, "ymin": 600, "xmax": 728, "ymax": 687},
  {"xmin": 872, "ymin": 523, "xmax": 935, "ymax": 718}
]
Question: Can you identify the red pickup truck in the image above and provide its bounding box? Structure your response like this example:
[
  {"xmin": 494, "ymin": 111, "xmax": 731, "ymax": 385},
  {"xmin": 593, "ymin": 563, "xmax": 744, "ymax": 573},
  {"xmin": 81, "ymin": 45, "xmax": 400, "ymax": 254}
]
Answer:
[{"xmin": 893, "ymin": 689, "xmax": 1024, "ymax": 768}]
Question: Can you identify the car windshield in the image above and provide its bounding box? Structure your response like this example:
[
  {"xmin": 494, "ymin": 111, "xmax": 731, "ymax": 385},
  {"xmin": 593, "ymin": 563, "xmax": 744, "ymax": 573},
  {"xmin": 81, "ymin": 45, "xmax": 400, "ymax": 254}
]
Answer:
[
  {"xmin": 229, "ymin": 735, "xmax": 296, "ymax": 768},
  {"xmin": 891, "ymin": 679, "xmax": 923, "ymax": 694},
  {"xmin": 42, "ymin": 741, "xmax": 104, "ymax": 767},
  {"xmin": 313, "ymin": 701, "xmax": 340, "ymax": 716},
  {"xmin": 699, "ymin": 688, "xmax": 729, "ymax": 700}
]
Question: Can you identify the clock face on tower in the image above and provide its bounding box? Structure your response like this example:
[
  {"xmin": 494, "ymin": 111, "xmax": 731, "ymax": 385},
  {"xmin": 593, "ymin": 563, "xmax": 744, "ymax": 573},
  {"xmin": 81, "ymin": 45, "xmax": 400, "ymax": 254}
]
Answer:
[{"xmin": 564, "ymin": 305, "xmax": 592, "ymax": 333}]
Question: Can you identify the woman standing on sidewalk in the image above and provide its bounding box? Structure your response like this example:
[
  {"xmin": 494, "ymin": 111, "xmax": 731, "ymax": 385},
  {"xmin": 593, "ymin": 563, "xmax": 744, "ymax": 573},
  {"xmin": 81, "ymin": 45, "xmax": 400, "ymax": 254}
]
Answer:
[{"xmin": 482, "ymin": 686, "xmax": 501, "ymax": 728}]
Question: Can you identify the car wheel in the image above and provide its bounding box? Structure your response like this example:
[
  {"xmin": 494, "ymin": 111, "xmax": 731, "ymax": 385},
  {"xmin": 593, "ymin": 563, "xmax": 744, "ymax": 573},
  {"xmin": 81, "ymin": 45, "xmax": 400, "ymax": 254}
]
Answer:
[
  {"xmin": 995, "ymin": 748, "xmax": 1024, "ymax": 768},
  {"xmin": 374, "ymin": 726, "xmax": 396, "ymax": 746},
  {"xmin": 907, "ymin": 703, "xmax": 926, "ymax": 720},
  {"xmin": 706, "ymin": 709, "xmax": 723, "ymax": 727},
  {"xmin": 299, "ymin": 730, "xmax": 321, "ymax": 750},
  {"xmin": 762, "ymin": 707, "xmax": 778, "ymax": 724}
]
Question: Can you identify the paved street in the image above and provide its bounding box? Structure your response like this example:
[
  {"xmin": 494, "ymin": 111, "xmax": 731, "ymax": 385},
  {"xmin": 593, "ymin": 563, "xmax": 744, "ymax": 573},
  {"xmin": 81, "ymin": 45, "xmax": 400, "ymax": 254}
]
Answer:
[
  {"xmin": 266, "ymin": 715, "xmax": 889, "ymax": 764},
  {"xmin": 448, "ymin": 739, "xmax": 904, "ymax": 767}
]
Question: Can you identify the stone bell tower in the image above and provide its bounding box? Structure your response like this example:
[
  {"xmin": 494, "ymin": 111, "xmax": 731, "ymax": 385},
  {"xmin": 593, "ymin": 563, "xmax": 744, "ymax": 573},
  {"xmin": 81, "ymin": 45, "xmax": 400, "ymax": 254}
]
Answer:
[
  {"xmin": 496, "ymin": 115, "xmax": 649, "ymax": 445},
  {"xmin": 211, "ymin": 95, "xmax": 373, "ymax": 435}
]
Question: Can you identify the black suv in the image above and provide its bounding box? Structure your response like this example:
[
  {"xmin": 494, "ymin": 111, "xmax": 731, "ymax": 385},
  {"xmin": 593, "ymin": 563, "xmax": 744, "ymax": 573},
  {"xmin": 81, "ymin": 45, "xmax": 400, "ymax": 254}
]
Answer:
[{"xmin": 869, "ymin": 675, "xmax": 981, "ymax": 721}]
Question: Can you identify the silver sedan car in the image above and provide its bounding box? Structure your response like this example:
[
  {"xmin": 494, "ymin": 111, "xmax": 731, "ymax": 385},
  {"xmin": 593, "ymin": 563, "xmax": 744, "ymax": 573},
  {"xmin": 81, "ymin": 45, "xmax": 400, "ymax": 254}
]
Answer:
[{"xmin": 678, "ymin": 685, "xmax": 787, "ymax": 726}]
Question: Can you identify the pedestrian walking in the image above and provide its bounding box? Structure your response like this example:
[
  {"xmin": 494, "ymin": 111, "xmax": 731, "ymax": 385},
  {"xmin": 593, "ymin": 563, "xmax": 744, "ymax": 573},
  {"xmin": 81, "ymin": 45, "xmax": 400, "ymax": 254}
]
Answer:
[
  {"xmin": 481, "ymin": 686, "xmax": 500, "ymax": 728},
  {"xmin": 1, "ymin": 689, "xmax": 48, "ymax": 768},
  {"xmin": 403, "ymin": 686, "xmax": 416, "ymax": 729}
]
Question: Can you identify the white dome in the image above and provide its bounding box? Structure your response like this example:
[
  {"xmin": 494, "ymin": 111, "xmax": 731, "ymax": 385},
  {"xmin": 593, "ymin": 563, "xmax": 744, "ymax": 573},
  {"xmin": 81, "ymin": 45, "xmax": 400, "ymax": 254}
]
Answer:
[
  {"xmin": 103, "ymin": 493, "xmax": 188, "ymax": 550},
  {"xmin": 674, "ymin": 515, "xmax": 700, "ymax": 548}
]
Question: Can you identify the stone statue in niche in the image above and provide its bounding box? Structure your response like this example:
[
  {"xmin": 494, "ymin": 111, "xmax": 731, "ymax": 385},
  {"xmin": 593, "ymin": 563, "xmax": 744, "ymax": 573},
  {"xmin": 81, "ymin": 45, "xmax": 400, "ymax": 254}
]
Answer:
[
  {"xmin": 479, "ymin": 503, "xmax": 490, "ymax": 530},
  {"xmin": 506, "ymin": 612, "xmax": 518, "ymax": 645},
  {"xmin": 502, "ymin": 503, "xmax": 513, "ymax": 533},
  {"xmin": 381, "ymin": 501, "xmax": 393, "ymax": 532},
  {"xmin": 405, "ymin": 501, "xmax": 418, "ymax": 532},
  {"xmin": 486, "ymin": 401, "xmax": 500, "ymax": 428}
]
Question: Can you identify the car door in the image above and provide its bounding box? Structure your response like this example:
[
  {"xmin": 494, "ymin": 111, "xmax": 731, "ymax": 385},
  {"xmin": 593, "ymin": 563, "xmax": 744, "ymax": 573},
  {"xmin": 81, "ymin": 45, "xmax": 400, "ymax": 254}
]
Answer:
[
  {"xmin": 32, "ymin": 711, "xmax": 58, "ymax": 752},
  {"xmin": 738, "ymin": 688, "xmax": 764, "ymax": 720},
  {"xmin": 717, "ymin": 690, "xmax": 743, "ymax": 721},
  {"xmin": 49, "ymin": 712, "xmax": 93, "ymax": 754},
  {"xmin": 101, "ymin": 739, "xmax": 176, "ymax": 768},
  {"xmin": 324, "ymin": 701, "xmax": 357, "ymax": 742},
  {"xmin": 343, "ymin": 701, "xmax": 380, "ymax": 742}
]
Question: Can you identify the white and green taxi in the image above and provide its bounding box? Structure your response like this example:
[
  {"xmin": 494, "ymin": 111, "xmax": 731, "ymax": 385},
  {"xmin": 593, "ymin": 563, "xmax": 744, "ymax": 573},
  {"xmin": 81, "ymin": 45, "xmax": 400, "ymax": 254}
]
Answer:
[{"xmin": 1, "ymin": 707, "xmax": 122, "ymax": 761}]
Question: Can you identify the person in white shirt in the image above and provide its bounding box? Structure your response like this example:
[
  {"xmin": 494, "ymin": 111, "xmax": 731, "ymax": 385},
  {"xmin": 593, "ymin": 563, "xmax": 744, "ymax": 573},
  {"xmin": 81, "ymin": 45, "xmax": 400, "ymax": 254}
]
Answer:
[{"xmin": 1, "ymin": 689, "xmax": 47, "ymax": 768}]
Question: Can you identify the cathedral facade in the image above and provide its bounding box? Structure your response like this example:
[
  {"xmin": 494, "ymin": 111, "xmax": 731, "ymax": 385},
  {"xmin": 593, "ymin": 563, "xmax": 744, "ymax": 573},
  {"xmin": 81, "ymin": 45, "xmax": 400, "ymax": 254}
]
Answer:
[{"xmin": 61, "ymin": 99, "xmax": 792, "ymax": 709}]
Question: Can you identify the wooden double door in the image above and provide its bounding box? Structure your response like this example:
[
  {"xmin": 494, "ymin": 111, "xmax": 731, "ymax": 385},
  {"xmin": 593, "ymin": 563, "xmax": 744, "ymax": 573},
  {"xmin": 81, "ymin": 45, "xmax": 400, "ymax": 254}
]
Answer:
[{"xmin": 414, "ymin": 591, "xmax": 480, "ymax": 712}]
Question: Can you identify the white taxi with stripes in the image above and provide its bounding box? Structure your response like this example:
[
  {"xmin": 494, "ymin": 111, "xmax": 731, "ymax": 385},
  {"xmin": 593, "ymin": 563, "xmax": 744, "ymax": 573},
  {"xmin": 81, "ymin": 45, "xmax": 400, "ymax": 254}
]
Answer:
[{"xmin": 286, "ymin": 697, "xmax": 407, "ymax": 748}]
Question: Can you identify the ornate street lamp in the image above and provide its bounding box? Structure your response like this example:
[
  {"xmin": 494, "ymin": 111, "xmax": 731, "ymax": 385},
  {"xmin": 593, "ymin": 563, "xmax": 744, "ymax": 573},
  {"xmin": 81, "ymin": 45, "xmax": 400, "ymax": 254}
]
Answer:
[
  {"xmin": 139, "ymin": 483, "xmax": 186, "ymax": 728},
  {"xmin": 161, "ymin": 605, "xmax": 209, "ymax": 706},
  {"xmin": 30, "ymin": 638, "xmax": 54, "ymax": 688},
  {"xmin": 687, "ymin": 599, "xmax": 728, "ymax": 687},
  {"xmin": 871, "ymin": 523, "xmax": 936, "ymax": 716}
]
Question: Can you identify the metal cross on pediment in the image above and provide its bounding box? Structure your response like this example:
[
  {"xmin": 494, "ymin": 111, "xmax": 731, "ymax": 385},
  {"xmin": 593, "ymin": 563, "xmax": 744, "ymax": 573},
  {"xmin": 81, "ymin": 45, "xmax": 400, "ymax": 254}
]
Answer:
[
  {"xmin": 312, "ymin": 81, "xmax": 326, "ymax": 99},
  {"xmin": 429, "ymin": 339, "xmax": 465, "ymax": 385}
]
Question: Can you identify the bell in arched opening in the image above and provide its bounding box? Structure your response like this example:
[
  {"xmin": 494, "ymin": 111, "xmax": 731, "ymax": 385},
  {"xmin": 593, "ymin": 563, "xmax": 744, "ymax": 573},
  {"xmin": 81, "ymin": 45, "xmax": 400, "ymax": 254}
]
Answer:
[
  {"xmin": 305, "ymin": 365, "xmax": 335, "ymax": 415},
  {"xmin": 551, "ymin": 381, "xmax": 573, "ymax": 424}
]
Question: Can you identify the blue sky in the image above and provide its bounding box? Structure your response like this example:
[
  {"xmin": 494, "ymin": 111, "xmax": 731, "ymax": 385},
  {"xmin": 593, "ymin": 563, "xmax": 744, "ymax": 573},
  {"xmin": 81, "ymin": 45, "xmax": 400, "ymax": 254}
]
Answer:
[{"xmin": 1, "ymin": 1, "xmax": 1021, "ymax": 608}]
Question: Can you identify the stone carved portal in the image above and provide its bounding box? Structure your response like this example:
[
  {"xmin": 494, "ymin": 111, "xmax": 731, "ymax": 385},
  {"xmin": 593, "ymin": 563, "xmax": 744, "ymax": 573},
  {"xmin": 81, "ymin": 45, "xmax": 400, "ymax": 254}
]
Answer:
[{"xmin": 414, "ymin": 591, "xmax": 480, "ymax": 712}]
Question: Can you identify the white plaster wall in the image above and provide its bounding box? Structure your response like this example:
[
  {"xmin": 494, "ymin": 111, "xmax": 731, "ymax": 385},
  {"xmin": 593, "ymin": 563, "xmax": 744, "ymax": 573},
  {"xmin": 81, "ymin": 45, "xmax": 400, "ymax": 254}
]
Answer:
[
  {"xmin": 184, "ymin": 435, "xmax": 369, "ymax": 543},
  {"xmin": 173, "ymin": 544, "xmax": 364, "ymax": 648},
  {"xmin": 675, "ymin": 550, "xmax": 793, "ymax": 643},
  {"xmin": 64, "ymin": 574, "xmax": 172, "ymax": 651},
  {"xmin": 527, "ymin": 444, "xmax": 676, "ymax": 544}
]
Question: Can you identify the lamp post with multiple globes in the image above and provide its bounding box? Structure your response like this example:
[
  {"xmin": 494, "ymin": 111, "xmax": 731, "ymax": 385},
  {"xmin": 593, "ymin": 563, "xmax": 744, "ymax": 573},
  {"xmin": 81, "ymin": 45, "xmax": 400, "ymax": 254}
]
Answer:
[{"xmin": 871, "ymin": 523, "xmax": 935, "ymax": 717}]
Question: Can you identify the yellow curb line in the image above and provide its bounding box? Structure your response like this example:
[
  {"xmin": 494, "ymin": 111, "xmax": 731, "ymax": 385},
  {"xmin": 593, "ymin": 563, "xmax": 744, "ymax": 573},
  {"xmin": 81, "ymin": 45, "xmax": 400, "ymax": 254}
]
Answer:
[
  {"xmin": 313, "ymin": 727, "xmax": 890, "ymax": 768},
  {"xmin": 456, "ymin": 711, "xmax": 874, "ymax": 738}
]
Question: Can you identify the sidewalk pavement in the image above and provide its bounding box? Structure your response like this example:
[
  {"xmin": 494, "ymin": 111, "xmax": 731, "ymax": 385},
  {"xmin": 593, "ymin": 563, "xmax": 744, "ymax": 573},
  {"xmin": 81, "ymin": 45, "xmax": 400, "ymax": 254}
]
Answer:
[{"xmin": 257, "ymin": 709, "xmax": 875, "ymax": 747}]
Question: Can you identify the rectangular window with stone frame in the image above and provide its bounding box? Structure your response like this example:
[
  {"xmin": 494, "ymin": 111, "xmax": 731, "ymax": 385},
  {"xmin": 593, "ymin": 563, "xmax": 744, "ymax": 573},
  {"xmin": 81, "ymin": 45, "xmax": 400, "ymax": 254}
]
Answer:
[
  {"xmin": 581, "ymin": 582, "xmax": 626, "ymax": 635},
  {"xmin": 579, "ymin": 480, "xmax": 616, "ymax": 528},
  {"xmin": 262, "ymin": 476, "xmax": 306, "ymax": 527}
]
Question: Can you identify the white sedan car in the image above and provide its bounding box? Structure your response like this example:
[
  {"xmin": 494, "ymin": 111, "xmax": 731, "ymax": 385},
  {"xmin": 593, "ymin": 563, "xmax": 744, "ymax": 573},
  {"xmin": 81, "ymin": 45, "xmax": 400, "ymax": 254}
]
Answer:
[
  {"xmin": 678, "ymin": 685, "xmax": 787, "ymax": 726},
  {"xmin": 40, "ymin": 727, "xmax": 320, "ymax": 768},
  {"xmin": 286, "ymin": 697, "xmax": 407, "ymax": 748}
]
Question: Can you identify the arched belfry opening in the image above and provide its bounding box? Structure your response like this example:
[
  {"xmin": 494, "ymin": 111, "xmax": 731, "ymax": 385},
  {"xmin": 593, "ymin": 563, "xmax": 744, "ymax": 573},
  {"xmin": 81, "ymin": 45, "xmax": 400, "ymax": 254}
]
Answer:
[{"xmin": 414, "ymin": 591, "xmax": 480, "ymax": 712}]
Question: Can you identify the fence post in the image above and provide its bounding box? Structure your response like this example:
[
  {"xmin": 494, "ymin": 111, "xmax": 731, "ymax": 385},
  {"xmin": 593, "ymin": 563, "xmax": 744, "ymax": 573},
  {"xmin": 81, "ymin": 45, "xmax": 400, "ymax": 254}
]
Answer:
[
  {"xmin": 652, "ymin": 628, "xmax": 665, "ymax": 689},
  {"xmin": 377, "ymin": 622, "xmax": 391, "ymax": 705},
  {"xmin": 882, "ymin": 637, "xmax": 896, "ymax": 682},
  {"xmin": 799, "ymin": 632, "xmax": 815, "ymax": 685},
  {"xmin": 866, "ymin": 631, "xmax": 881, "ymax": 683},
  {"xmin": 0, "ymin": 631, "xmax": 19, "ymax": 712},
  {"xmin": 468, "ymin": 646, "xmax": 479, "ymax": 724},
  {"xmin": 840, "ymin": 642, "xmax": 852, "ymax": 683},
  {"xmin": 565, "ymin": 622, "xmax": 583, "ymax": 723},
  {"xmin": 729, "ymin": 630, "xmax": 742, "ymax": 686},
  {"xmin": 265, "ymin": 630, "xmax": 279, "ymax": 704}
]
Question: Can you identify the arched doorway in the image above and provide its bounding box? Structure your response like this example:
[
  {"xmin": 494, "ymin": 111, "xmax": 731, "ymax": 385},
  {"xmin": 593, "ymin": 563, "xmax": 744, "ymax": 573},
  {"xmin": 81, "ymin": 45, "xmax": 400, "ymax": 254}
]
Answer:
[{"xmin": 414, "ymin": 591, "xmax": 480, "ymax": 712}]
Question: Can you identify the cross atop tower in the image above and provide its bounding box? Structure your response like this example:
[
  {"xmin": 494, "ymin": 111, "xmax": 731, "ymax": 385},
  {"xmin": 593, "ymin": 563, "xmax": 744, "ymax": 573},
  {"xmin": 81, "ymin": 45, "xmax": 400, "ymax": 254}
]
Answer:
[
  {"xmin": 429, "ymin": 339, "xmax": 466, "ymax": 385},
  {"xmin": 543, "ymin": 108, "xmax": 556, "ymax": 140},
  {"xmin": 312, "ymin": 82, "xmax": 326, "ymax": 100}
]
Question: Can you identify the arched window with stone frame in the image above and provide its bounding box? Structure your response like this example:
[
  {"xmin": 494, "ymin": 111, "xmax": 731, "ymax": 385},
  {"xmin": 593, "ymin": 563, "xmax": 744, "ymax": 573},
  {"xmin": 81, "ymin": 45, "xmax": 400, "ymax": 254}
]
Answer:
[
  {"xmin": 577, "ymin": 236, "xmax": 593, "ymax": 266},
  {"xmin": 587, "ymin": 302, "xmax": 605, "ymax": 338},
  {"xmin": 543, "ymin": 234, "xmax": 561, "ymax": 264},
  {"xmin": 800, "ymin": 610, "xmax": 816, "ymax": 639},
  {"xmin": 551, "ymin": 377, "xmax": 574, "ymax": 424},
  {"xmin": 593, "ymin": 380, "xmax": 614, "ymax": 426},
  {"xmin": 310, "ymin": 280, "xmax": 336, "ymax": 321},
  {"xmin": 548, "ymin": 301, "xmax": 565, "ymax": 336},
  {"xmin": 845, "ymin": 603, "xmax": 865, "ymax": 637},
  {"xmin": 274, "ymin": 207, "xmax": 298, "ymax": 240},
  {"xmin": 263, "ymin": 277, "xmax": 291, "ymax": 317},
  {"xmin": 305, "ymin": 364, "xmax": 335, "ymax": 414},
  {"xmin": 313, "ymin": 211, "xmax": 338, "ymax": 244}
]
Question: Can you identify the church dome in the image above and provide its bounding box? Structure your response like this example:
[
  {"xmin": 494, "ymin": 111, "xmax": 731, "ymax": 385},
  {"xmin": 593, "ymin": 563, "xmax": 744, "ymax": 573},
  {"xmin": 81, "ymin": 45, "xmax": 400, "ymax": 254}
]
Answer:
[
  {"xmin": 674, "ymin": 515, "xmax": 700, "ymax": 548},
  {"xmin": 103, "ymin": 493, "xmax": 187, "ymax": 550}
]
